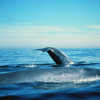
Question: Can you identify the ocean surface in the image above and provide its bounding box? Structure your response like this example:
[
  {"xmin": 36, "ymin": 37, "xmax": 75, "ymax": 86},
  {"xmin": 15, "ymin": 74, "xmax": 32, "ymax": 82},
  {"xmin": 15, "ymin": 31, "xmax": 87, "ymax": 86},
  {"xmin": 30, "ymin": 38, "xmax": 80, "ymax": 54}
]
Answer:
[{"xmin": 0, "ymin": 48, "xmax": 100, "ymax": 100}]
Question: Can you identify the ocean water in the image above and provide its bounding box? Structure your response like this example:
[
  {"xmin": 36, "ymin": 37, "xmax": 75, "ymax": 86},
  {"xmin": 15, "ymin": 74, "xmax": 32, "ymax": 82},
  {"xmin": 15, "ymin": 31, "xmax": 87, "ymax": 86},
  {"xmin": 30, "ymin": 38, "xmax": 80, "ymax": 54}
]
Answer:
[{"xmin": 0, "ymin": 48, "xmax": 100, "ymax": 100}]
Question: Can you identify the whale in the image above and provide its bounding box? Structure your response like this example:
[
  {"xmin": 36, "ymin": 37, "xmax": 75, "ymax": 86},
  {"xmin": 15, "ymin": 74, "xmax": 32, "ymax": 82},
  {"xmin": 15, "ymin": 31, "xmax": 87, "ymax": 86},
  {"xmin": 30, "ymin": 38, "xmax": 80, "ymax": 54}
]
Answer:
[
  {"xmin": 37, "ymin": 47, "xmax": 74, "ymax": 67},
  {"xmin": 37, "ymin": 47, "xmax": 99, "ymax": 67},
  {"xmin": 0, "ymin": 47, "xmax": 100, "ymax": 85}
]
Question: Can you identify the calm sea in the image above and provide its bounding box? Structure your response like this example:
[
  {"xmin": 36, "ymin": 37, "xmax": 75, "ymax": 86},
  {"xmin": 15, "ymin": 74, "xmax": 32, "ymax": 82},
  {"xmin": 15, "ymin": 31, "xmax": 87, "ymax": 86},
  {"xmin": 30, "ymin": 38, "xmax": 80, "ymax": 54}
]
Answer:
[{"xmin": 0, "ymin": 48, "xmax": 100, "ymax": 100}]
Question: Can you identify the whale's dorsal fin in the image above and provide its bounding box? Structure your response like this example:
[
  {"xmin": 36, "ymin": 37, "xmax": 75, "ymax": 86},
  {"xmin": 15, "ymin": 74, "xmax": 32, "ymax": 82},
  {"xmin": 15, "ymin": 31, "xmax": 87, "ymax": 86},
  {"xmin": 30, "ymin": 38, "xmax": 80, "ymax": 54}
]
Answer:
[{"xmin": 38, "ymin": 47, "xmax": 74, "ymax": 65}]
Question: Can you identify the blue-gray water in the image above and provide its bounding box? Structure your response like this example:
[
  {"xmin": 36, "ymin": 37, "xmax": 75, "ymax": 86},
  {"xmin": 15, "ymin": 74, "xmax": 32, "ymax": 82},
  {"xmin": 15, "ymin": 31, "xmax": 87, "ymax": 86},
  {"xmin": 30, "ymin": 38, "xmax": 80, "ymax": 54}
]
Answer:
[{"xmin": 0, "ymin": 48, "xmax": 100, "ymax": 100}]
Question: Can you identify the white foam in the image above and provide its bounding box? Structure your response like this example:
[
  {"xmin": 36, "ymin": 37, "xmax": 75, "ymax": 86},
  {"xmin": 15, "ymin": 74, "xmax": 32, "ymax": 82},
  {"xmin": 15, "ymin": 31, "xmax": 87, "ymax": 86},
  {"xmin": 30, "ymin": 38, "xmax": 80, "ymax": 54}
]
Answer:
[
  {"xmin": 74, "ymin": 75, "xmax": 100, "ymax": 83},
  {"xmin": 37, "ymin": 70, "xmax": 100, "ymax": 83}
]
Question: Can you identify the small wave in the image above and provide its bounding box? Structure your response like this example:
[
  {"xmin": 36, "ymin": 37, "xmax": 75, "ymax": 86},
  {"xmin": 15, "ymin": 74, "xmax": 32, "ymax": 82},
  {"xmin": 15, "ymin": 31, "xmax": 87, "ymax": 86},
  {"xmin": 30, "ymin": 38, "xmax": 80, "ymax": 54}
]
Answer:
[
  {"xmin": 0, "ymin": 65, "xmax": 11, "ymax": 68},
  {"xmin": 74, "ymin": 61, "xmax": 100, "ymax": 66},
  {"xmin": 0, "ymin": 63, "xmax": 54, "ymax": 68},
  {"xmin": 74, "ymin": 75, "xmax": 100, "ymax": 83}
]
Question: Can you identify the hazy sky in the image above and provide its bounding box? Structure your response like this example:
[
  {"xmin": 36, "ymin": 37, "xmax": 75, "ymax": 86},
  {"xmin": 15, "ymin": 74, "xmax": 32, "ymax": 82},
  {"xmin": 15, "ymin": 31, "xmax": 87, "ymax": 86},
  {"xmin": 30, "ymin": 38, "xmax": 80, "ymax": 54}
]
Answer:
[{"xmin": 0, "ymin": 0, "xmax": 100, "ymax": 48}]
